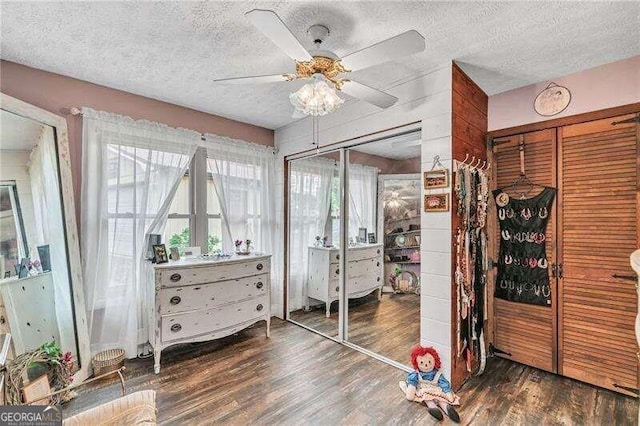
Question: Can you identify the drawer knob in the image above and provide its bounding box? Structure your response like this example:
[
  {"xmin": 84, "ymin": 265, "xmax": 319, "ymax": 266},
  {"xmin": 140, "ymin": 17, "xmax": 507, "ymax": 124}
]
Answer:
[
  {"xmin": 170, "ymin": 324, "xmax": 182, "ymax": 332},
  {"xmin": 335, "ymin": 286, "xmax": 339, "ymax": 292},
  {"xmin": 256, "ymin": 304, "xmax": 264, "ymax": 311},
  {"xmin": 376, "ymin": 262, "xmax": 380, "ymax": 267},
  {"xmin": 256, "ymin": 281, "xmax": 264, "ymax": 289},
  {"xmin": 377, "ymin": 249, "xmax": 380, "ymax": 254},
  {"xmin": 335, "ymin": 268, "xmax": 340, "ymax": 275},
  {"xmin": 336, "ymin": 254, "xmax": 340, "ymax": 260},
  {"xmin": 377, "ymin": 277, "xmax": 381, "ymax": 282},
  {"xmin": 170, "ymin": 296, "xmax": 181, "ymax": 305},
  {"xmin": 170, "ymin": 273, "xmax": 182, "ymax": 282},
  {"xmin": 256, "ymin": 263, "xmax": 264, "ymax": 271}
]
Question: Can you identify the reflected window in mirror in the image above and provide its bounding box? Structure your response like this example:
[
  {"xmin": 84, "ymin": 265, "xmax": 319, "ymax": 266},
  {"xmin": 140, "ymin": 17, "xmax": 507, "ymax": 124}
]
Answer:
[
  {"xmin": 327, "ymin": 175, "xmax": 340, "ymax": 247},
  {"xmin": 0, "ymin": 183, "xmax": 28, "ymax": 277}
]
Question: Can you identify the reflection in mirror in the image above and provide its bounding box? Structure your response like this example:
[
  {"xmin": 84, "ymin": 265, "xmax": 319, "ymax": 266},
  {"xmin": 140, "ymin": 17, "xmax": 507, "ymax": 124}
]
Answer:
[
  {"xmin": 345, "ymin": 134, "xmax": 421, "ymax": 366},
  {"xmin": 0, "ymin": 109, "xmax": 79, "ymax": 362},
  {"xmin": 288, "ymin": 152, "xmax": 341, "ymax": 337}
]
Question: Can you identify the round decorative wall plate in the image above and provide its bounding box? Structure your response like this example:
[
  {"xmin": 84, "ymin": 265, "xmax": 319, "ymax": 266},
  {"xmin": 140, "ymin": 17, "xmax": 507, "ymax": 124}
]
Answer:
[
  {"xmin": 534, "ymin": 83, "xmax": 571, "ymax": 117},
  {"xmin": 395, "ymin": 235, "xmax": 407, "ymax": 247}
]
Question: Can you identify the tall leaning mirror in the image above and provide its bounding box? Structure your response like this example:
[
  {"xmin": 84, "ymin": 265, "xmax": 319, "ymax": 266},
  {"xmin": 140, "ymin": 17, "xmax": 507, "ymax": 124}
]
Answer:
[
  {"xmin": 345, "ymin": 134, "xmax": 422, "ymax": 367},
  {"xmin": 287, "ymin": 151, "xmax": 342, "ymax": 338},
  {"xmin": 0, "ymin": 93, "xmax": 91, "ymax": 386}
]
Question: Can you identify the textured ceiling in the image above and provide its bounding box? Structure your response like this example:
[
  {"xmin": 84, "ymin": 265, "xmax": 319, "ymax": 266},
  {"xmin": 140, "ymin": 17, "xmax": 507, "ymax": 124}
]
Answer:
[
  {"xmin": 2, "ymin": 1, "xmax": 639, "ymax": 130},
  {"xmin": 0, "ymin": 110, "xmax": 45, "ymax": 151}
]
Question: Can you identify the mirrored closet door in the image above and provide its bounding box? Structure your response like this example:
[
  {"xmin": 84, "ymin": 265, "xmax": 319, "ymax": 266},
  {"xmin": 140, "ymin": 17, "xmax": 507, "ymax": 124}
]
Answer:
[
  {"xmin": 287, "ymin": 151, "xmax": 342, "ymax": 338},
  {"xmin": 344, "ymin": 135, "xmax": 422, "ymax": 366}
]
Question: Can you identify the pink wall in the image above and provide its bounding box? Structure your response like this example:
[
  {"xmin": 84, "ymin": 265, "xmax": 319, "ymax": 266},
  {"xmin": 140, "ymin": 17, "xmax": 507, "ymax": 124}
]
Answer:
[
  {"xmin": 0, "ymin": 60, "xmax": 274, "ymax": 224},
  {"xmin": 488, "ymin": 55, "xmax": 640, "ymax": 131}
]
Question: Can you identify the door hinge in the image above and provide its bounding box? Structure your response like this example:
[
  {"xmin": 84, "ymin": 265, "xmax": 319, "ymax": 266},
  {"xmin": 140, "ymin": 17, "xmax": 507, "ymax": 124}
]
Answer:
[
  {"xmin": 613, "ymin": 383, "xmax": 639, "ymax": 396},
  {"xmin": 612, "ymin": 273, "xmax": 638, "ymax": 282},
  {"xmin": 612, "ymin": 116, "xmax": 640, "ymax": 126},
  {"xmin": 558, "ymin": 263, "xmax": 564, "ymax": 279},
  {"xmin": 487, "ymin": 137, "xmax": 495, "ymax": 150},
  {"xmin": 488, "ymin": 344, "xmax": 512, "ymax": 357}
]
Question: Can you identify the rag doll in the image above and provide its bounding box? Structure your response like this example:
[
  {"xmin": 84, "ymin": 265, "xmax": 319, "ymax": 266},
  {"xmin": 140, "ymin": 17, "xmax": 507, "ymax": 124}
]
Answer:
[{"xmin": 398, "ymin": 345, "xmax": 461, "ymax": 423}]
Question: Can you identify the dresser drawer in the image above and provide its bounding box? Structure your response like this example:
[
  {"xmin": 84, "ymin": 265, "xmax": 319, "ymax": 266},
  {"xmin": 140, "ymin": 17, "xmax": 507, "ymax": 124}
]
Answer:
[
  {"xmin": 348, "ymin": 257, "xmax": 382, "ymax": 279},
  {"xmin": 347, "ymin": 273, "xmax": 382, "ymax": 296},
  {"xmin": 161, "ymin": 296, "xmax": 268, "ymax": 342},
  {"xmin": 328, "ymin": 279, "xmax": 340, "ymax": 298},
  {"xmin": 159, "ymin": 274, "xmax": 268, "ymax": 314},
  {"xmin": 347, "ymin": 246, "xmax": 382, "ymax": 262},
  {"xmin": 158, "ymin": 258, "xmax": 270, "ymax": 288}
]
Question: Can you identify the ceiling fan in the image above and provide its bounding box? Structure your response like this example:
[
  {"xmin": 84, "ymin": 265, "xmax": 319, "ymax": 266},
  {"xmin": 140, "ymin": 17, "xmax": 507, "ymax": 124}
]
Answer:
[{"xmin": 213, "ymin": 9, "xmax": 426, "ymax": 111}]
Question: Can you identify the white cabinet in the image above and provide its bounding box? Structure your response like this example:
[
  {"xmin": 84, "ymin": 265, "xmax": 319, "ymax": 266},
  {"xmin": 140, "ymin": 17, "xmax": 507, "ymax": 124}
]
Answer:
[
  {"xmin": 307, "ymin": 244, "xmax": 383, "ymax": 317},
  {"xmin": 151, "ymin": 254, "xmax": 271, "ymax": 373}
]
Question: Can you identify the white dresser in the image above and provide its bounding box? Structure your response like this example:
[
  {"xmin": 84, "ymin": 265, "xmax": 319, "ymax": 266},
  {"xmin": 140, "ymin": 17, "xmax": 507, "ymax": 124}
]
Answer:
[
  {"xmin": 307, "ymin": 244, "xmax": 384, "ymax": 317},
  {"xmin": 151, "ymin": 254, "xmax": 271, "ymax": 373}
]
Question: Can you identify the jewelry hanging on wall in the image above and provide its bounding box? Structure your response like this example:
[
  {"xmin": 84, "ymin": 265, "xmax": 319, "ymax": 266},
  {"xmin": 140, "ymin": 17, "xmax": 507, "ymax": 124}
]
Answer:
[{"xmin": 453, "ymin": 154, "xmax": 490, "ymax": 376}]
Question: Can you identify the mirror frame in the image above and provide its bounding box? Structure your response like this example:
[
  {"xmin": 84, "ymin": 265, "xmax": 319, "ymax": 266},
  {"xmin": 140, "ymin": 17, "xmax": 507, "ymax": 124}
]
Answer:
[{"xmin": 1, "ymin": 93, "xmax": 92, "ymax": 382}]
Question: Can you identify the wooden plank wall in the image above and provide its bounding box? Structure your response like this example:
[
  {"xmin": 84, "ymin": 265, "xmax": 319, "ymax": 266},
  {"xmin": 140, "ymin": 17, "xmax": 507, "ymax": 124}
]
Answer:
[{"xmin": 450, "ymin": 62, "xmax": 488, "ymax": 388}]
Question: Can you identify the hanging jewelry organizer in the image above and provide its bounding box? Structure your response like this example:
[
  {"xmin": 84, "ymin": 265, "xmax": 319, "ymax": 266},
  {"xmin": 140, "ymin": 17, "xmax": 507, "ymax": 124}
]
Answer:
[
  {"xmin": 492, "ymin": 137, "xmax": 556, "ymax": 307},
  {"xmin": 453, "ymin": 154, "xmax": 490, "ymax": 376}
]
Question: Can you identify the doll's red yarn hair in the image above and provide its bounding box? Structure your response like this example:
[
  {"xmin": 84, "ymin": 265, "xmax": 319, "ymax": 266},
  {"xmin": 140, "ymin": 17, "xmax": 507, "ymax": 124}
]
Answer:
[{"xmin": 410, "ymin": 345, "xmax": 441, "ymax": 370}]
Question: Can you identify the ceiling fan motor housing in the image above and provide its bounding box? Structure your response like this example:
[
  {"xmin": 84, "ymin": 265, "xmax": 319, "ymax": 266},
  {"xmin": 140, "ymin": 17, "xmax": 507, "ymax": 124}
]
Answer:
[{"xmin": 308, "ymin": 24, "xmax": 330, "ymax": 45}]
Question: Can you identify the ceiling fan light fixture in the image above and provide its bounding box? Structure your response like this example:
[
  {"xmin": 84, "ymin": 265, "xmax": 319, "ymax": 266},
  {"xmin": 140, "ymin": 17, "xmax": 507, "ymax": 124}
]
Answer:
[{"xmin": 289, "ymin": 78, "xmax": 344, "ymax": 116}]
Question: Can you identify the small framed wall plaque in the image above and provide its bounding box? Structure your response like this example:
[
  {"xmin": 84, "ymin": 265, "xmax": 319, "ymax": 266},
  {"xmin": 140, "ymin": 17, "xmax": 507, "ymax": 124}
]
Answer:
[
  {"xmin": 424, "ymin": 169, "xmax": 449, "ymax": 189},
  {"xmin": 534, "ymin": 82, "xmax": 571, "ymax": 116},
  {"xmin": 424, "ymin": 194, "xmax": 450, "ymax": 212}
]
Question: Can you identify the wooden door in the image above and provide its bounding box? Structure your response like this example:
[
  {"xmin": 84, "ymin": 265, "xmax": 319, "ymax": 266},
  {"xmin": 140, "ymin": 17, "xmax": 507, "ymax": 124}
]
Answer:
[
  {"xmin": 490, "ymin": 129, "xmax": 558, "ymax": 373},
  {"xmin": 558, "ymin": 113, "xmax": 639, "ymax": 395}
]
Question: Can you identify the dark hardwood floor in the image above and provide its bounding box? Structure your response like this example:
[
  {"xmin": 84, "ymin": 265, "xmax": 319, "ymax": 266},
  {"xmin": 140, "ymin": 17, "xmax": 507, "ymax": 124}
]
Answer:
[
  {"xmin": 63, "ymin": 319, "xmax": 637, "ymax": 425},
  {"xmin": 290, "ymin": 292, "xmax": 421, "ymax": 365}
]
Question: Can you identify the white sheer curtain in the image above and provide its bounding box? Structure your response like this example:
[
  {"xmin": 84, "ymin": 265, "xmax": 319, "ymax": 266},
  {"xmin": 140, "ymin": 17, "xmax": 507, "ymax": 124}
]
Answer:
[
  {"xmin": 288, "ymin": 158, "xmax": 336, "ymax": 311},
  {"xmin": 28, "ymin": 125, "xmax": 75, "ymax": 355},
  {"xmin": 348, "ymin": 163, "xmax": 378, "ymax": 241},
  {"xmin": 203, "ymin": 134, "xmax": 282, "ymax": 314},
  {"xmin": 82, "ymin": 109, "xmax": 199, "ymax": 357}
]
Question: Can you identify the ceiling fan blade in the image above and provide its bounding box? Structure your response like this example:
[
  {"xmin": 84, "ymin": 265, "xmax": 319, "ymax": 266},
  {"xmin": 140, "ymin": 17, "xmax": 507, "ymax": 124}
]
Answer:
[
  {"xmin": 213, "ymin": 74, "xmax": 291, "ymax": 85},
  {"xmin": 245, "ymin": 9, "xmax": 313, "ymax": 62},
  {"xmin": 340, "ymin": 30, "xmax": 425, "ymax": 72},
  {"xmin": 340, "ymin": 80, "xmax": 398, "ymax": 109}
]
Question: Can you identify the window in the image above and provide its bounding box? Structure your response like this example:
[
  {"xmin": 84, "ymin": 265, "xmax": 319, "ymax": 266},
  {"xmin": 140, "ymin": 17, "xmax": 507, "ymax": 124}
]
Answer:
[
  {"xmin": 160, "ymin": 149, "xmax": 266, "ymax": 255},
  {"xmin": 164, "ymin": 172, "xmax": 190, "ymax": 252},
  {"xmin": 0, "ymin": 182, "xmax": 28, "ymax": 277},
  {"xmin": 206, "ymin": 176, "xmax": 223, "ymax": 253},
  {"xmin": 206, "ymin": 157, "xmax": 263, "ymax": 252}
]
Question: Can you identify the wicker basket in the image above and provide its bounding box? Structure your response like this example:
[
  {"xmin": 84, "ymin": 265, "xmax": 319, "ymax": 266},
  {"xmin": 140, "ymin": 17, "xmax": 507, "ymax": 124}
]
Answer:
[{"xmin": 92, "ymin": 348, "xmax": 125, "ymax": 376}]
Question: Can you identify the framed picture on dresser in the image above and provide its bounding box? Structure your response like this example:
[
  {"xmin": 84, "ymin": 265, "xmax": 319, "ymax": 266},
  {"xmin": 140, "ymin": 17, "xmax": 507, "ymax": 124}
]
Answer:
[{"xmin": 153, "ymin": 244, "xmax": 168, "ymax": 264}]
